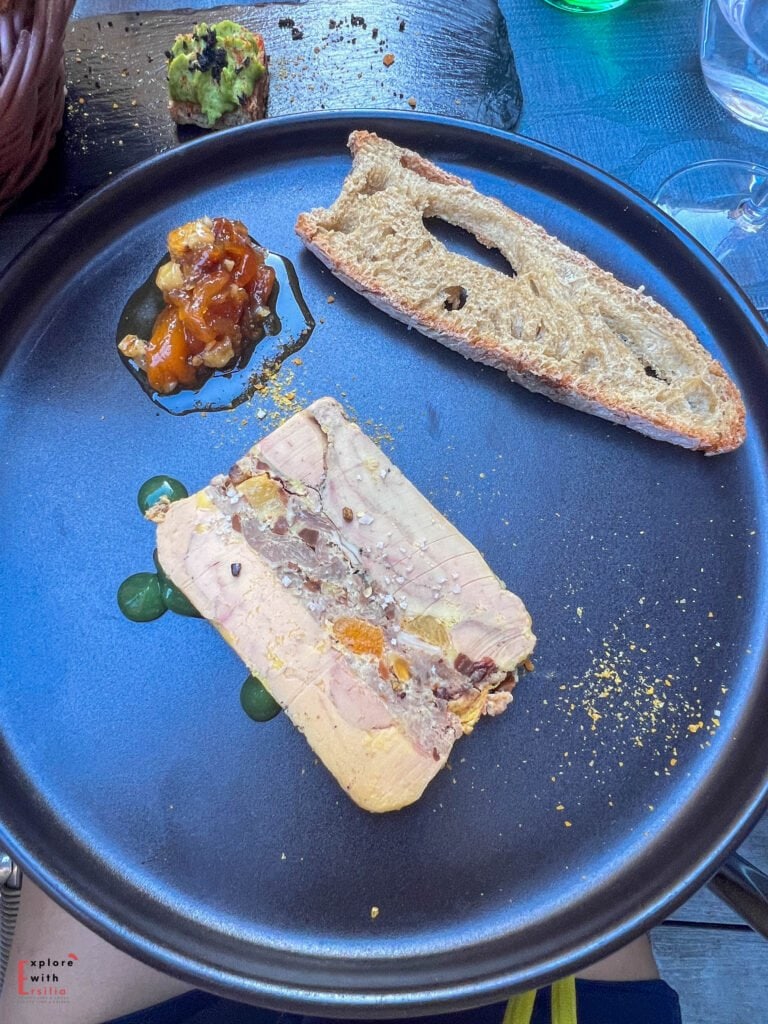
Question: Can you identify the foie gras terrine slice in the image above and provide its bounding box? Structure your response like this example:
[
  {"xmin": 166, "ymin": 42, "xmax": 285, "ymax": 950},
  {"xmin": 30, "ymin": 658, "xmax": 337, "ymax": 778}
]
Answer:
[{"xmin": 155, "ymin": 397, "xmax": 535, "ymax": 812}]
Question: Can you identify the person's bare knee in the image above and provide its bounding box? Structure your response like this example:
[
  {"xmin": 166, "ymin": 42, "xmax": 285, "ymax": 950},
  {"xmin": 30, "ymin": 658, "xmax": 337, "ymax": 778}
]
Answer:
[{"xmin": 0, "ymin": 879, "xmax": 190, "ymax": 1024}]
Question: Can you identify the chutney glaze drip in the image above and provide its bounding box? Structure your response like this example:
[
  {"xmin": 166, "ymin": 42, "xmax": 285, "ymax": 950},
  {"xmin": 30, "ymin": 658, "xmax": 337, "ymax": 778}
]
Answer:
[{"xmin": 116, "ymin": 244, "xmax": 314, "ymax": 415}]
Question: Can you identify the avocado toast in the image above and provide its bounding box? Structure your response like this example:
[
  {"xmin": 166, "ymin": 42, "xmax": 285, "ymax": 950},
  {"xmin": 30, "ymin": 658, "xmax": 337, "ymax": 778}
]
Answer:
[{"xmin": 167, "ymin": 20, "xmax": 269, "ymax": 130}]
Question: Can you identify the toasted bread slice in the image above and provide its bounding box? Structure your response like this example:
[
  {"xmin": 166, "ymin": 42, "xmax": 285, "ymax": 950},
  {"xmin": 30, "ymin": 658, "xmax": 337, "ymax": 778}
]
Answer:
[
  {"xmin": 155, "ymin": 398, "xmax": 535, "ymax": 812},
  {"xmin": 296, "ymin": 132, "xmax": 746, "ymax": 454},
  {"xmin": 168, "ymin": 31, "xmax": 269, "ymax": 130}
]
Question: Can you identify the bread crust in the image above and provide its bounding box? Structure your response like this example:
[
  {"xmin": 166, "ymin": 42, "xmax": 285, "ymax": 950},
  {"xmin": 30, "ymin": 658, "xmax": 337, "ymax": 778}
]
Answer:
[{"xmin": 296, "ymin": 132, "xmax": 746, "ymax": 454}]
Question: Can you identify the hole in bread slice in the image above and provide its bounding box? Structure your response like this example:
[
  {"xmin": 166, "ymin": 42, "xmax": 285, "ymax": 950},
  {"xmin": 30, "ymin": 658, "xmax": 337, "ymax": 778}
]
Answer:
[
  {"xmin": 444, "ymin": 286, "xmax": 468, "ymax": 311},
  {"xmin": 423, "ymin": 217, "xmax": 517, "ymax": 279}
]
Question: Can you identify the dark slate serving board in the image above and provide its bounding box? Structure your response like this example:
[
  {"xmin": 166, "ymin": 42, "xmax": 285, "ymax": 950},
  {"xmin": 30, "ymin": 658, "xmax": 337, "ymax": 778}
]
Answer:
[{"xmin": 8, "ymin": 0, "xmax": 520, "ymax": 223}]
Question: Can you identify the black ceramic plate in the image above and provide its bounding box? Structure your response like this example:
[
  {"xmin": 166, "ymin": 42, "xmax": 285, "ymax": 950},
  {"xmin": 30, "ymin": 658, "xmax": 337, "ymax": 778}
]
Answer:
[{"xmin": 1, "ymin": 113, "xmax": 768, "ymax": 1017}]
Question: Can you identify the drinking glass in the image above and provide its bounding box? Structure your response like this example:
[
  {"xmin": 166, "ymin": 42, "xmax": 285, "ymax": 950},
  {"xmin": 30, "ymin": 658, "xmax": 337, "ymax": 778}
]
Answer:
[
  {"xmin": 542, "ymin": 0, "xmax": 630, "ymax": 13},
  {"xmin": 654, "ymin": 0, "xmax": 768, "ymax": 311},
  {"xmin": 701, "ymin": 0, "xmax": 768, "ymax": 129}
]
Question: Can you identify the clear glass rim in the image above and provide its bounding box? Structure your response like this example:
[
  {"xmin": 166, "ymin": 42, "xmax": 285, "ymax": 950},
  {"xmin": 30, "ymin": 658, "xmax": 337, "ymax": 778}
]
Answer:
[{"xmin": 655, "ymin": 158, "xmax": 768, "ymax": 195}]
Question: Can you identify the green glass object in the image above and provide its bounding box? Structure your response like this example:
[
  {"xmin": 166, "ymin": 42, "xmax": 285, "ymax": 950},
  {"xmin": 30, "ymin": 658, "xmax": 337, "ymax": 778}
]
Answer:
[
  {"xmin": 118, "ymin": 572, "xmax": 166, "ymax": 622},
  {"xmin": 240, "ymin": 675, "xmax": 282, "ymax": 722},
  {"xmin": 160, "ymin": 578, "xmax": 201, "ymax": 618},
  {"xmin": 137, "ymin": 475, "xmax": 188, "ymax": 514},
  {"xmin": 543, "ymin": 0, "xmax": 629, "ymax": 11}
]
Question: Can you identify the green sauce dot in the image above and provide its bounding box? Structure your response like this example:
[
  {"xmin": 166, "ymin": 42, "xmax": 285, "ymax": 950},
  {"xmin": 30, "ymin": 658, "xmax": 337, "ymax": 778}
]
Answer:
[
  {"xmin": 160, "ymin": 578, "xmax": 201, "ymax": 617},
  {"xmin": 138, "ymin": 475, "xmax": 188, "ymax": 514},
  {"xmin": 118, "ymin": 573, "xmax": 166, "ymax": 622},
  {"xmin": 153, "ymin": 548, "xmax": 201, "ymax": 616},
  {"xmin": 153, "ymin": 547, "xmax": 166, "ymax": 578},
  {"xmin": 240, "ymin": 675, "xmax": 281, "ymax": 722}
]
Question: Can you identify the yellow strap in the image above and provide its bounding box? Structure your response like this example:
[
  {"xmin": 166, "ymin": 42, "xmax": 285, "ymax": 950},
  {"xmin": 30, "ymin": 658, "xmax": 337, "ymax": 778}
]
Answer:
[
  {"xmin": 551, "ymin": 977, "xmax": 578, "ymax": 1024},
  {"xmin": 501, "ymin": 978, "xmax": 577, "ymax": 1024},
  {"xmin": 502, "ymin": 989, "xmax": 537, "ymax": 1024}
]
